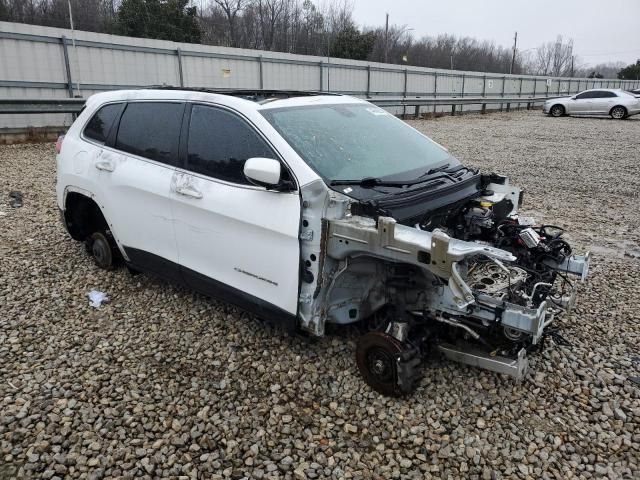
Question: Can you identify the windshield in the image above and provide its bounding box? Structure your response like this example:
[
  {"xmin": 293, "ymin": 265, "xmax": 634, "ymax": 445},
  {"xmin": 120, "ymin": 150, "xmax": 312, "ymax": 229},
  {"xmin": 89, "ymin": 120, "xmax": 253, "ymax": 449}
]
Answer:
[{"xmin": 260, "ymin": 103, "xmax": 451, "ymax": 182}]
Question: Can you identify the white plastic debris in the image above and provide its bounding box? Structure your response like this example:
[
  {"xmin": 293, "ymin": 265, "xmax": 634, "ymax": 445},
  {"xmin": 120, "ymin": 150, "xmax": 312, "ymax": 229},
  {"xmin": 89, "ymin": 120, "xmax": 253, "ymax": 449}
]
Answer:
[{"xmin": 87, "ymin": 290, "xmax": 109, "ymax": 308}]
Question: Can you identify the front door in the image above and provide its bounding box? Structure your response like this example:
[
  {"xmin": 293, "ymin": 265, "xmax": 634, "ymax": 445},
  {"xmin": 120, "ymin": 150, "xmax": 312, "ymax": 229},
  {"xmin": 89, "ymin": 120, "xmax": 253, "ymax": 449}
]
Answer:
[
  {"xmin": 171, "ymin": 104, "xmax": 301, "ymax": 320},
  {"xmin": 569, "ymin": 92, "xmax": 593, "ymax": 113}
]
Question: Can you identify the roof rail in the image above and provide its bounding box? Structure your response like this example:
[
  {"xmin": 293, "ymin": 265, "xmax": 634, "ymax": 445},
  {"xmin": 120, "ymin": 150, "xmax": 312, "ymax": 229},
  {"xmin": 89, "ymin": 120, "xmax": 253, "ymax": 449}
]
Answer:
[{"xmin": 142, "ymin": 86, "xmax": 342, "ymax": 103}]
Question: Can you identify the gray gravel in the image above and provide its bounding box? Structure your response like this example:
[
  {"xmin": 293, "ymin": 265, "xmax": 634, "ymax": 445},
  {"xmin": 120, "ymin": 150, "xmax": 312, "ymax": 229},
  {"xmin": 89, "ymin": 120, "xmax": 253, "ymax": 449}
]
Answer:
[{"xmin": 1, "ymin": 110, "xmax": 639, "ymax": 479}]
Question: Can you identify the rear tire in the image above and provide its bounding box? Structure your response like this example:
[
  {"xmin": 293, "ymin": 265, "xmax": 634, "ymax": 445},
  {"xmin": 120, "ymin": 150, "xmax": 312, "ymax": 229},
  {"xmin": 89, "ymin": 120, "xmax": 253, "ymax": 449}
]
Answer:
[
  {"xmin": 549, "ymin": 104, "xmax": 565, "ymax": 117},
  {"xmin": 89, "ymin": 231, "xmax": 115, "ymax": 270},
  {"xmin": 610, "ymin": 106, "xmax": 627, "ymax": 120}
]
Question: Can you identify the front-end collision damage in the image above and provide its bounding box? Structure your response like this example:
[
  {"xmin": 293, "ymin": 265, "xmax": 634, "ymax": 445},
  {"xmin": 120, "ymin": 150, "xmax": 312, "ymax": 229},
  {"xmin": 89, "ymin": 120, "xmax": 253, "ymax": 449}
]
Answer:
[
  {"xmin": 298, "ymin": 176, "xmax": 589, "ymax": 392},
  {"xmin": 325, "ymin": 213, "xmax": 589, "ymax": 380}
]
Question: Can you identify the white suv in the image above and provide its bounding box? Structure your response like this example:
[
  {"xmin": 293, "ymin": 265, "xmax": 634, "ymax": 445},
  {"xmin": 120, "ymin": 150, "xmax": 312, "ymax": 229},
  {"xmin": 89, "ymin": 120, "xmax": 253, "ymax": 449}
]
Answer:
[{"xmin": 57, "ymin": 89, "xmax": 589, "ymax": 396}]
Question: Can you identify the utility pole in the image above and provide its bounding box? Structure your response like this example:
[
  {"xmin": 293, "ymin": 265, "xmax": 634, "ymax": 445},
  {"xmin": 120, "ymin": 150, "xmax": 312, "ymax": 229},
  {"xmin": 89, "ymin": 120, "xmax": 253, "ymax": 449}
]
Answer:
[
  {"xmin": 450, "ymin": 53, "xmax": 453, "ymax": 70},
  {"xmin": 326, "ymin": 29, "xmax": 331, "ymax": 92},
  {"xmin": 570, "ymin": 55, "xmax": 575, "ymax": 77},
  {"xmin": 67, "ymin": 0, "xmax": 81, "ymax": 96},
  {"xmin": 384, "ymin": 13, "xmax": 389, "ymax": 63},
  {"xmin": 509, "ymin": 31, "xmax": 518, "ymax": 74}
]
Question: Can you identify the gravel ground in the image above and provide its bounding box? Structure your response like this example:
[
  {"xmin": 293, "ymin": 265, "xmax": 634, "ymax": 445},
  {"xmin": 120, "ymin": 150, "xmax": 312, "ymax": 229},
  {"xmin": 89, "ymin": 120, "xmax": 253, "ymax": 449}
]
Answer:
[{"xmin": 1, "ymin": 111, "xmax": 639, "ymax": 479}]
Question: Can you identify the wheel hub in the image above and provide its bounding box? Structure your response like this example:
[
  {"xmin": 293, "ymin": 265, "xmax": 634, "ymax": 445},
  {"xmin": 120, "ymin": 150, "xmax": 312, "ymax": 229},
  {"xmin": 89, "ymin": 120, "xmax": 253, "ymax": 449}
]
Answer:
[
  {"xmin": 367, "ymin": 347, "xmax": 393, "ymax": 381},
  {"xmin": 92, "ymin": 239, "xmax": 108, "ymax": 263},
  {"xmin": 90, "ymin": 232, "xmax": 114, "ymax": 269}
]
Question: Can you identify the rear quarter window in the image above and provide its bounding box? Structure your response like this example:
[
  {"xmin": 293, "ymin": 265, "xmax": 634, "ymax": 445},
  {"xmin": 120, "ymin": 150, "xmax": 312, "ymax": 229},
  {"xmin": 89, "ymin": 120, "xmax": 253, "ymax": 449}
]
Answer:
[{"xmin": 83, "ymin": 103, "xmax": 122, "ymax": 143}]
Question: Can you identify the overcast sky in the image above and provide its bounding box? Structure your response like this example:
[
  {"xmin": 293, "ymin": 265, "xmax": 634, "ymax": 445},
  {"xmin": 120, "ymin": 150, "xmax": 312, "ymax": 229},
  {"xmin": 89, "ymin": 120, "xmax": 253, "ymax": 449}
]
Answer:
[{"xmin": 350, "ymin": 0, "xmax": 640, "ymax": 67}]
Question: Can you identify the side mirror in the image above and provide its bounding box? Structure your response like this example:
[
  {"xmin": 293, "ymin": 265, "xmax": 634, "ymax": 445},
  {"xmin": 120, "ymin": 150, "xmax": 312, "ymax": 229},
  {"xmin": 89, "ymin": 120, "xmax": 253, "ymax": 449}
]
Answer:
[{"xmin": 244, "ymin": 157, "xmax": 282, "ymax": 188}]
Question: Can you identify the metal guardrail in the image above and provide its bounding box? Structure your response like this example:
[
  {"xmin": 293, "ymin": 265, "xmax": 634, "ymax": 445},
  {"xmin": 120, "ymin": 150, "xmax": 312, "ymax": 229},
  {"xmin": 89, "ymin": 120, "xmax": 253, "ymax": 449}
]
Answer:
[
  {"xmin": 0, "ymin": 98, "xmax": 85, "ymax": 114},
  {"xmin": 0, "ymin": 95, "xmax": 553, "ymax": 116},
  {"xmin": 372, "ymin": 95, "xmax": 552, "ymax": 107}
]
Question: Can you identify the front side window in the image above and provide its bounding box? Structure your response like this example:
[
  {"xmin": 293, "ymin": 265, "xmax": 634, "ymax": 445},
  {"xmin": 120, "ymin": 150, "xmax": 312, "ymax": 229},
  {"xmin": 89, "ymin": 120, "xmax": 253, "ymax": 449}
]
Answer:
[
  {"xmin": 115, "ymin": 102, "xmax": 184, "ymax": 165},
  {"xmin": 589, "ymin": 91, "xmax": 609, "ymax": 99},
  {"xmin": 575, "ymin": 92, "xmax": 593, "ymax": 100},
  {"xmin": 186, "ymin": 105, "xmax": 275, "ymax": 184},
  {"xmin": 261, "ymin": 104, "xmax": 451, "ymax": 182},
  {"xmin": 84, "ymin": 103, "xmax": 122, "ymax": 143}
]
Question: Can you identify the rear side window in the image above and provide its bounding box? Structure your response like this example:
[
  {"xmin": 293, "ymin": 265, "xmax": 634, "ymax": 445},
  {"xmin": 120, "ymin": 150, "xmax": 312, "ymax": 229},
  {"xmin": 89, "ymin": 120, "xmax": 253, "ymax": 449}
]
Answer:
[
  {"xmin": 186, "ymin": 105, "xmax": 275, "ymax": 184},
  {"xmin": 115, "ymin": 102, "xmax": 184, "ymax": 165},
  {"xmin": 83, "ymin": 103, "xmax": 122, "ymax": 143},
  {"xmin": 590, "ymin": 91, "xmax": 616, "ymax": 98}
]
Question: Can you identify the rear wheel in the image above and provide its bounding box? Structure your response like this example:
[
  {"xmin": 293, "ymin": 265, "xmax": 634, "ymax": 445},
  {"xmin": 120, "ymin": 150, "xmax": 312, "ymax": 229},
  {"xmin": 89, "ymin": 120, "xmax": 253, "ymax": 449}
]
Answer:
[
  {"xmin": 549, "ymin": 104, "xmax": 565, "ymax": 117},
  {"xmin": 88, "ymin": 231, "xmax": 115, "ymax": 270},
  {"xmin": 610, "ymin": 106, "xmax": 627, "ymax": 120}
]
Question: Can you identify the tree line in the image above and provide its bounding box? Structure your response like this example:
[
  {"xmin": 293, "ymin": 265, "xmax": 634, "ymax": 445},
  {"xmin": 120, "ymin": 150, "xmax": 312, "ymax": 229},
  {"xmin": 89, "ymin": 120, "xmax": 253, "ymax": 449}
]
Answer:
[{"xmin": 1, "ymin": 0, "xmax": 637, "ymax": 79}]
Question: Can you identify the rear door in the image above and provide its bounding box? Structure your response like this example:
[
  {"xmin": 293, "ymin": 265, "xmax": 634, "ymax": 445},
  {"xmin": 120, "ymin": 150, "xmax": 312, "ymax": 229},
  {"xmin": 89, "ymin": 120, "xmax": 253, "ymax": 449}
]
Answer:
[
  {"xmin": 90, "ymin": 101, "xmax": 185, "ymax": 278},
  {"xmin": 589, "ymin": 91, "xmax": 617, "ymax": 114},
  {"xmin": 171, "ymin": 103, "xmax": 301, "ymax": 318}
]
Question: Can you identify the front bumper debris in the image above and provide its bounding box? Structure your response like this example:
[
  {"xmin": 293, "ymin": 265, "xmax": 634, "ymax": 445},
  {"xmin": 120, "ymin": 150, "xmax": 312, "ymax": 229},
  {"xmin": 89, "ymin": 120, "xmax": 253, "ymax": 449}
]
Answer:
[{"xmin": 438, "ymin": 344, "xmax": 529, "ymax": 380}]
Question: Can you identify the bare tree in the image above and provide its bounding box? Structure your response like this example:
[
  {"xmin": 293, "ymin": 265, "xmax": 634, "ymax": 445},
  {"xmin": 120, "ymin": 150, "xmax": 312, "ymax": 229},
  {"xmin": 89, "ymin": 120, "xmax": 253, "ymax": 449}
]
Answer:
[
  {"xmin": 573, "ymin": 61, "xmax": 626, "ymax": 79},
  {"xmin": 211, "ymin": 0, "xmax": 250, "ymax": 47},
  {"xmin": 529, "ymin": 35, "xmax": 574, "ymax": 76},
  {"xmin": 256, "ymin": 0, "xmax": 285, "ymax": 49},
  {"xmin": 1, "ymin": 1, "xmax": 597, "ymax": 77}
]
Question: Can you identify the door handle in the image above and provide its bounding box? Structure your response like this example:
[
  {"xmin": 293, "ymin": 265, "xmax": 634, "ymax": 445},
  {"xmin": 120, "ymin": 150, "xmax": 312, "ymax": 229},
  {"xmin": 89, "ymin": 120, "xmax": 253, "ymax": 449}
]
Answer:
[
  {"xmin": 95, "ymin": 160, "xmax": 115, "ymax": 172},
  {"xmin": 176, "ymin": 185, "xmax": 203, "ymax": 199}
]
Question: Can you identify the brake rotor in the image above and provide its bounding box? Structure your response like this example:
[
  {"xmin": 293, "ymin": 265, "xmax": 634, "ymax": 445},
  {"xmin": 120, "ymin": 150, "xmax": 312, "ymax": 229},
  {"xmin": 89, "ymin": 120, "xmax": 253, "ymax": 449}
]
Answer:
[{"xmin": 356, "ymin": 331, "xmax": 406, "ymax": 397}]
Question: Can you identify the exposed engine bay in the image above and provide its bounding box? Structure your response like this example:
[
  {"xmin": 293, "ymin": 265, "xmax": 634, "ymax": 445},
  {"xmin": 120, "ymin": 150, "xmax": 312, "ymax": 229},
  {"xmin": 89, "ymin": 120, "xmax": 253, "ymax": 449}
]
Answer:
[{"xmin": 298, "ymin": 174, "xmax": 589, "ymax": 396}]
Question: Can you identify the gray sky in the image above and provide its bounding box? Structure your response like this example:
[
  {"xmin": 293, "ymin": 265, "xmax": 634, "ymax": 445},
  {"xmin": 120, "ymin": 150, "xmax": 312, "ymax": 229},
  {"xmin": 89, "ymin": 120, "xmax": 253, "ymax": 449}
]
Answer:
[{"xmin": 350, "ymin": 0, "xmax": 640, "ymax": 67}]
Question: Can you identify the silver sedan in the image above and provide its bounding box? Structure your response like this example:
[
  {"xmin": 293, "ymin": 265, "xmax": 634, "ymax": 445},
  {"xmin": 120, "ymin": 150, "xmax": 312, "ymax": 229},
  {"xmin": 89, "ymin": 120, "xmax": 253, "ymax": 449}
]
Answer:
[{"xmin": 543, "ymin": 88, "xmax": 640, "ymax": 119}]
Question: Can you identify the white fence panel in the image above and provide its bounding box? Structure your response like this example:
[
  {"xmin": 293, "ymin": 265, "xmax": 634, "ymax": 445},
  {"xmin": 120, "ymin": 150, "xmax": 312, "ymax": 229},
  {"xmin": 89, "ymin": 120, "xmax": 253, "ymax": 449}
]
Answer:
[{"xmin": 1, "ymin": 20, "xmax": 638, "ymax": 131}]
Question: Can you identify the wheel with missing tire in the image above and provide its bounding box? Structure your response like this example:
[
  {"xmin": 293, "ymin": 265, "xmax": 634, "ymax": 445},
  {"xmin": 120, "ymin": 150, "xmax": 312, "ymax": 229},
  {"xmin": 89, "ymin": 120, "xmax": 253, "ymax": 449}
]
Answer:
[
  {"xmin": 89, "ymin": 231, "xmax": 114, "ymax": 270},
  {"xmin": 356, "ymin": 331, "xmax": 419, "ymax": 397}
]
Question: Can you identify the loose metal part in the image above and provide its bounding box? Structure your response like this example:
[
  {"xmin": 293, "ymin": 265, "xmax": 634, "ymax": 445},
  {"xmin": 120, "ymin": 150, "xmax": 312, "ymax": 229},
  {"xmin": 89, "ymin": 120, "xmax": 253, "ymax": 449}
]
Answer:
[
  {"xmin": 438, "ymin": 344, "xmax": 529, "ymax": 380},
  {"xmin": 386, "ymin": 321, "xmax": 409, "ymax": 343}
]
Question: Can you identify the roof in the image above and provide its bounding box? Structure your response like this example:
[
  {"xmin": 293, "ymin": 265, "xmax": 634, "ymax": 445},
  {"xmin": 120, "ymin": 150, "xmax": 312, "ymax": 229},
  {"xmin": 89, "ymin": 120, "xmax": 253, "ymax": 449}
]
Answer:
[
  {"xmin": 85, "ymin": 88, "xmax": 367, "ymax": 111},
  {"xmin": 145, "ymin": 87, "xmax": 341, "ymax": 103},
  {"xmin": 581, "ymin": 88, "xmax": 624, "ymax": 92}
]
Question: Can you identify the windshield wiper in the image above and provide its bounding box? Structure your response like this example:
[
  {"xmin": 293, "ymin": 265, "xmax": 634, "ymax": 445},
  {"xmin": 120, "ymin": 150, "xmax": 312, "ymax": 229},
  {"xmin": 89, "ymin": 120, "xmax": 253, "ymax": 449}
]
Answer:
[
  {"xmin": 330, "ymin": 163, "xmax": 458, "ymax": 189},
  {"xmin": 419, "ymin": 163, "xmax": 451, "ymax": 177},
  {"xmin": 330, "ymin": 177, "xmax": 389, "ymax": 188}
]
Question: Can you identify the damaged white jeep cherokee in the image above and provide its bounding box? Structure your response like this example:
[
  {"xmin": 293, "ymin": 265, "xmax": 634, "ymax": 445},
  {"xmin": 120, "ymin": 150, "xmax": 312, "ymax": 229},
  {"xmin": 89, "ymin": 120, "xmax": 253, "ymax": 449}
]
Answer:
[{"xmin": 57, "ymin": 88, "xmax": 589, "ymax": 396}]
